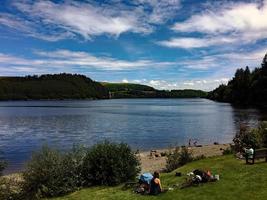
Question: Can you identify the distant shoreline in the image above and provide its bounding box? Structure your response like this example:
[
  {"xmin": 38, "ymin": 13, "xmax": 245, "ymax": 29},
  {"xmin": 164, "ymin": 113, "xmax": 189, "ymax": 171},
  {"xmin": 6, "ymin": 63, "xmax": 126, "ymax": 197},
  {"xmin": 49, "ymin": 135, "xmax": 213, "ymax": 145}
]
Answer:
[{"xmin": 0, "ymin": 97, "xmax": 208, "ymax": 101}]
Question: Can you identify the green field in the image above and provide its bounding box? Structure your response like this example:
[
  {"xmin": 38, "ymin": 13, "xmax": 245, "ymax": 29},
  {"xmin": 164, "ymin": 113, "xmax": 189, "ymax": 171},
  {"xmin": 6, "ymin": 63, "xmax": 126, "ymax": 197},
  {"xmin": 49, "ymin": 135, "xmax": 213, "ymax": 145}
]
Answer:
[{"xmin": 50, "ymin": 155, "xmax": 267, "ymax": 200}]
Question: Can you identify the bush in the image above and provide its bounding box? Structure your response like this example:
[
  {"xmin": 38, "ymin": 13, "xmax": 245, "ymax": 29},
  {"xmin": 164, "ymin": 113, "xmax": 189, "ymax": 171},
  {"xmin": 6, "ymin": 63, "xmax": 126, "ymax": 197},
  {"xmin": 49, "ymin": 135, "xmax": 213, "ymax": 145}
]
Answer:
[
  {"xmin": 0, "ymin": 161, "xmax": 6, "ymax": 176},
  {"xmin": 0, "ymin": 174, "xmax": 24, "ymax": 200},
  {"xmin": 17, "ymin": 142, "xmax": 140, "ymax": 199},
  {"xmin": 23, "ymin": 145, "xmax": 86, "ymax": 199},
  {"xmin": 82, "ymin": 141, "xmax": 141, "ymax": 186},
  {"xmin": 61, "ymin": 145, "xmax": 87, "ymax": 188},
  {"xmin": 233, "ymin": 124, "xmax": 262, "ymax": 152},
  {"xmin": 233, "ymin": 122, "xmax": 267, "ymax": 152},
  {"xmin": 222, "ymin": 148, "xmax": 233, "ymax": 155},
  {"xmin": 194, "ymin": 154, "xmax": 206, "ymax": 161},
  {"xmin": 178, "ymin": 147, "xmax": 194, "ymax": 165},
  {"xmin": 166, "ymin": 147, "xmax": 193, "ymax": 172},
  {"xmin": 258, "ymin": 121, "xmax": 267, "ymax": 147}
]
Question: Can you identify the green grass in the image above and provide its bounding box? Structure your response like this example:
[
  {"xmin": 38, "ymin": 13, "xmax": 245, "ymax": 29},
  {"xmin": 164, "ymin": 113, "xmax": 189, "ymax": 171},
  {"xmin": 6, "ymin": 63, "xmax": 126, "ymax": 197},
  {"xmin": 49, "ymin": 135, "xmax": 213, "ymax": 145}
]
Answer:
[{"xmin": 49, "ymin": 155, "xmax": 267, "ymax": 200}]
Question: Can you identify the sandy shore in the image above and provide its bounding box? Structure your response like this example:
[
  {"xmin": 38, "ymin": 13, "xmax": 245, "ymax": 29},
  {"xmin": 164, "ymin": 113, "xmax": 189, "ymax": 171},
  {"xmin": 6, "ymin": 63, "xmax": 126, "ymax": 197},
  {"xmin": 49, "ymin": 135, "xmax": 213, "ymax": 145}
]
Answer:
[{"xmin": 138, "ymin": 143, "xmax": 231, "ymax": 173}]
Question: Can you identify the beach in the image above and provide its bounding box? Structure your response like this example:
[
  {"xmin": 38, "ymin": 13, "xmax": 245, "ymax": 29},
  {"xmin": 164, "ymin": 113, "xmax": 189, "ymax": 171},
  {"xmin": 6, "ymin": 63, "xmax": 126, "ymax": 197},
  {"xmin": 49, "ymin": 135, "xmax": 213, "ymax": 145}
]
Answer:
[{"xmin": 138, "ymin": 143, "xmax": 231, "ymax": 173}]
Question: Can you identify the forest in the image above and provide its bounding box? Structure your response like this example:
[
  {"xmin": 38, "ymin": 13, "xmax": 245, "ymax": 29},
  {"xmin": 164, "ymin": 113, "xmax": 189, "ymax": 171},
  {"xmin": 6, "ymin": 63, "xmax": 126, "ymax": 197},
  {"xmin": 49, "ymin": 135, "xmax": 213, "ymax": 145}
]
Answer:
[
  {"xmin": 0, "ymin": 74, "xmax": 207, "ymax": 100},
  {"xmin": 0, "ymin": 73, "xmax": 109, "ymax": 100},
  {"xmin": 208, "ymin": 53, "xmax": 267, "ymax": 107}
]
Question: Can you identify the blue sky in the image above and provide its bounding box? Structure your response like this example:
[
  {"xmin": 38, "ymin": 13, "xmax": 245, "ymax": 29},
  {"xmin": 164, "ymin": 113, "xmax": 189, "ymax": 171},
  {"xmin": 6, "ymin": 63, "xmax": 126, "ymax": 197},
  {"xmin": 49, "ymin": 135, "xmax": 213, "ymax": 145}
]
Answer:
[{"xmin": 0, "ymin": 0, "xmax": 267, "ymax": 91}]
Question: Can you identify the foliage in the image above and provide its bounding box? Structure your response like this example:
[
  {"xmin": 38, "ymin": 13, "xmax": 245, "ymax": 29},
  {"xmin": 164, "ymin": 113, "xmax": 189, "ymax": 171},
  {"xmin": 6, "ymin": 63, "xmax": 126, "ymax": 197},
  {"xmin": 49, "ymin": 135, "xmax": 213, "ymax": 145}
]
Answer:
[
  {"xmin": 166, "ymin": 147, "xmax": 193, "ymax": 172},
  {"xmin": 50, "ymin": 155, "xmax": 267, "ymax": 200},
  {"xmin": 82, "ymin": 141, "xmax": 141, "ymax": 186},
  {"xmin": 102, "ymin": 82, "xmax": 155, "ymax": 92},
  {"xmin": 103, "ymin": 82, "xmax": 207, "ymax": 98},
  {"xmin": 233, "ymin": 122, "xmax": 267, "ymax": 152},
  {"xmin": 222, "ymin": 148, "xmax": 234, "ymax": 155},
  {"xmin": 0, "ymin": 174, "xmax": 24, "ymax": 200},
  {"xmin": 0, "ymin": 161, "xmax": 6, "ymax": 176},
  {"xmin": 61, "ymin": 145, "xmax": 87, "ymax": 188},
  {"xmin": 208, "ymin": 53, "xmax": 267, "ymax": 107},
  {"xmin": 166, "ymin": 147, "xmax": 180, "ymax": 172},
  {"xmin": 0, "ymin": 73, "xmax": 207, "ymax": 100},
  {"xmin": 257, "ymin": 121, "xmax": 267, "ymax": 148},
  {"xmin": 193, "ymin": 154, "xmax": 206, "ymax": 160},
  {"xmin": 22, "ymin": 145, "xmax": 86, "ymax": 199},
  {"xmin": 0, "ymin": 73, "xmax": 109, "ymax": 100},
  {"xmin": 168, "ymin": 89, "xmax": 207, "ymax": 98},
  {"xmin": 21, "ymin": 142, "xmax": 140, "ymax": 199}
]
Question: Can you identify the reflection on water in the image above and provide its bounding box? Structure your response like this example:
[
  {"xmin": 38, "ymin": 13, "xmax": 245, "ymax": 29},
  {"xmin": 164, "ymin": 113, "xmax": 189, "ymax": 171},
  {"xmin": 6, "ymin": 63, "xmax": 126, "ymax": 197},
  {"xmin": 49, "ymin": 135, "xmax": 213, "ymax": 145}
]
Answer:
[{"xmin": 0, "ymin": 99, "xmax": 266, "ymax": 174}]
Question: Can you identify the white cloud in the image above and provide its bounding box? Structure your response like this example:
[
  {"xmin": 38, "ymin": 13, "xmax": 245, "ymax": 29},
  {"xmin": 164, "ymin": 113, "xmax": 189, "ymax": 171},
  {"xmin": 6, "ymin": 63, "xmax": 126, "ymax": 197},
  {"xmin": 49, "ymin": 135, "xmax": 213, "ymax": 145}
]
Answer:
[
  {"xmin": 183, "ymin": 82, "xmax": 194, "ymax": 86},
  {"xmin": 0, "ymin": 0, "xmax": 181, "ymax": 41},
  {"xmin": 122, "ymin": 79, "xmax": 129, "ymax": 83},
  {"xmin": 137, "ymin": 0, "xmax": 181, "ymax": 24},
  {"xmin": 159, "ymin": 1, "xmax": 267, "ymax": 49},
  {"xmin": 12, "ymin": 1, "xmax": 145, "ymax": 40},
  {"xmin": 0, "ymin": 13, "xmax": 74, "ymax": 41},
  {"xmin": 0, "ymin": 47, "xmax": 265, "ymax": 90},
  {"xmin": 0, "ymin": 49, "xmax": 175, "ymax": 74},
  {"xmin": 158, "ymin": 36, "xmax": 241, "ymax": 49},
  {"xmin": 172, "ymin": 1, "xmax": 267, "ymax": 34},
  {"xmin": 120, "ymin": 78, "xmax": 230, "ymax": 91}
]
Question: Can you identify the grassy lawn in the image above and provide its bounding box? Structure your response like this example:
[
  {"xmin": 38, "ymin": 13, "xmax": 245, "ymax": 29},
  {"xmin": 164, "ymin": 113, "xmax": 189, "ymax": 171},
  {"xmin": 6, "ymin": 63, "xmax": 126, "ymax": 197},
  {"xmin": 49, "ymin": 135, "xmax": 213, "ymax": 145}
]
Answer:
[{"xmin": 50, "ymin": 155, "xmax": 267, "ymax": 200}]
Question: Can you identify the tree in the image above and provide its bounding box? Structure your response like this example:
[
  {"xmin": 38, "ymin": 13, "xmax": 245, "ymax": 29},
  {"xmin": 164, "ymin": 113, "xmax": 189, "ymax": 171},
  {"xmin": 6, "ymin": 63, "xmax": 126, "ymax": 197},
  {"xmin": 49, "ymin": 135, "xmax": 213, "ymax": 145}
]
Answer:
[{"xmin": 209, "ymin": 53, "xmax": 267, "ymax": 107}]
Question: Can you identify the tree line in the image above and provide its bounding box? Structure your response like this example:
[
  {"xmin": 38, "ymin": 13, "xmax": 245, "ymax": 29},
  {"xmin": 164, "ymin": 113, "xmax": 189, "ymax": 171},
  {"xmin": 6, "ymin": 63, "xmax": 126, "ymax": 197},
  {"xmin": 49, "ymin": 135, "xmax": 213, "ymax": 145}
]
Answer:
[
  {"xmin": 0, "ymin": 73, "xmax": 109, "ymax": 100},
  {"xmin": 0, "ymin": 74, "xmax": 208, "ymax": 100},
  {"xmin": 208, "ymin": 53, "xmax": 267, "ymax": 107},
  {"xmin": 103, "ymin": 83, "xmax": 207, "ymax": 98}
]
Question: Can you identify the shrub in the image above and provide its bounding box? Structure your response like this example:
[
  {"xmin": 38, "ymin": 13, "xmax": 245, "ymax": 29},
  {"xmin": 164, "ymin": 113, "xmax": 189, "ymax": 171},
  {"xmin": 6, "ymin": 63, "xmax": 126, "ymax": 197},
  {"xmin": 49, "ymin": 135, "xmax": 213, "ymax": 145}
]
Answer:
[
  {"xmin": 233, "ymin": 124, "xmax": 262, "ymax": 152},
  {"xmin": 258, "ymin": 121, "xmax": 267, "ymax": 147},
  {"xmin": 166, "ymin": 147, "xmax": 193, "ymax": 172},
  {"xmin": 82, "ymin": 141, "xmax": 141, "ymax": 186},
  {"xmin": 23, "ymin": 145, "xmax": 86, "ymax": 199},
  {"xmin": 61, "ymin": 145, "xmax": 87, "ymax": 188},
  {"xmin": 0, "ymin": 161, "xmax": 6, "ymax": 176},
  {"xmin": 178, "ymin": 147, "xmax": 194, "ymax": 165},
  {"xmin": 16, "ymin": 142, "xmax": 140, "ymax": 199},
  {"xmin": 0, "ymin": 174, "xmax": 24, "ymax": 200},
  {"xmin": 160, "ymin": 152, "xmax": 168, "ymax": 157},
  {"xmin": 194, "ymin": 154, "xmax": 206, "ymax": 161},
  {"xmin": 222, "ymin": 148, "xmax": 233, "ymax": 155},
  {"xmin": 166, "ymin": 147, "xmax": 180, "ymax": 172}
]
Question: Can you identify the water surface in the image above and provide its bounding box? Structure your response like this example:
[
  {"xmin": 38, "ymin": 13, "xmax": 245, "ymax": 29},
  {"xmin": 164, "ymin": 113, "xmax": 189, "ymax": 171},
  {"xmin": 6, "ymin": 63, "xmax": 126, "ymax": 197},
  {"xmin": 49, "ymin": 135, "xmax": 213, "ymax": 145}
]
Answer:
[{"xmin": 0, "ymin": 99, "xmax": 266, "ymax": 174}]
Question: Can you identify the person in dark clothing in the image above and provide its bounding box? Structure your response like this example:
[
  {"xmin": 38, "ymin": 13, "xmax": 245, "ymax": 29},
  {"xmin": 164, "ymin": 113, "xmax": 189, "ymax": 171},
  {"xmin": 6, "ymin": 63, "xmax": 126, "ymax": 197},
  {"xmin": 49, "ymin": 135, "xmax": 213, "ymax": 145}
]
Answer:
[{"xmin": 150, "ymin": 171, "xmax": 162, "ymax": 195}]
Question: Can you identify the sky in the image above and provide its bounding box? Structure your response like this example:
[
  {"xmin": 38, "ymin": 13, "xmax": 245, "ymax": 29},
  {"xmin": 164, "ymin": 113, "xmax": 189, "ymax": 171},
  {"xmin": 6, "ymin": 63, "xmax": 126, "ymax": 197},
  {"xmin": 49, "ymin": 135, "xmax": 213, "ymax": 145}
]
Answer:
[{"xmin": 0, "ymin": 0, "xmax": 267, "ymax": 91}]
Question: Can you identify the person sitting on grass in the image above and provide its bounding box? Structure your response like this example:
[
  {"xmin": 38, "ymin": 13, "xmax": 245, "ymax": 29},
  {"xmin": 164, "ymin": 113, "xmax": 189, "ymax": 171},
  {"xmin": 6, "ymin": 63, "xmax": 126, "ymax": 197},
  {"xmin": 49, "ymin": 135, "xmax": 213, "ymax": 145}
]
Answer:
[{"xmin": 150, "ymin": 171, "xmax": 162, "ymax": 195}]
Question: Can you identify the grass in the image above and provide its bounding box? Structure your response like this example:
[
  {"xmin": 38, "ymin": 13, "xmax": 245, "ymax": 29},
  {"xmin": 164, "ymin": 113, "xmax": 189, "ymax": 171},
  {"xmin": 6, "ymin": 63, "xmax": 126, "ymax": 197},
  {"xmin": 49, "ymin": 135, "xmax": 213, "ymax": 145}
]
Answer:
[{"xmin": 49, "ymin": 155, "xmax": 267, "ymax": 200}]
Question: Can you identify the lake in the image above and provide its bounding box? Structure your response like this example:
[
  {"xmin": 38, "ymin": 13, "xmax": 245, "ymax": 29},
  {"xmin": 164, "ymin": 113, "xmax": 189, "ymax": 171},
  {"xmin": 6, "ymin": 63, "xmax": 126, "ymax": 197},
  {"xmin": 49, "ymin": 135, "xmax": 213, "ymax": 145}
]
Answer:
[{"xmin": 0, "ymin": 98, "xmax": 266, "ymax": 174}]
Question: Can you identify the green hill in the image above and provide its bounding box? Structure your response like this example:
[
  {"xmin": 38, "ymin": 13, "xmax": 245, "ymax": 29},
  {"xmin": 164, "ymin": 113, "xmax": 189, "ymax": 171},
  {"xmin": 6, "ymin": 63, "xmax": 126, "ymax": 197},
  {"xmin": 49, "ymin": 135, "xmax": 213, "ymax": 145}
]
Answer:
[
  {"xmin": 0, "ymin": 74, "xmax": 207, "ymax": 100},
  {"xmin": 102, "ymin": 82, "xmax": 207, "ymax": 98},
  {"xmin": 102, "ymin": 82, "xmax": 155, "ymax": 92},
  {"xmin": 0, "ymin": 73, "xmax": 109, "ymax": 100},
  {"xmin": 50, "ymin": 155, "xmax": 267, "ymax": 200}
]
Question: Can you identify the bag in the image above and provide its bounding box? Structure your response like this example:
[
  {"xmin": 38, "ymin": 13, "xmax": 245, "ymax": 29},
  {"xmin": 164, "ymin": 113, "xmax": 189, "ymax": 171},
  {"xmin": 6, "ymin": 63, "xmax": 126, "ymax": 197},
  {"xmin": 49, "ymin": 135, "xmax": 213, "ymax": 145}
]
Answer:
[{"xmin": 139, "ymin": 173, "xmax": 153, "ymax": 185}]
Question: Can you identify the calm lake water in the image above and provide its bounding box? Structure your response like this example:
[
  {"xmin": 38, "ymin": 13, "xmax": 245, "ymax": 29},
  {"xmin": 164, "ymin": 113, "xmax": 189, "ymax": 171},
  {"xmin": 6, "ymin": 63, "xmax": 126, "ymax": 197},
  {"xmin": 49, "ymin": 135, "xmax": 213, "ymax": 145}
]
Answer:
[{"xmin": 0, "ymin": 98, "xmax": 266, "ymax": 174}]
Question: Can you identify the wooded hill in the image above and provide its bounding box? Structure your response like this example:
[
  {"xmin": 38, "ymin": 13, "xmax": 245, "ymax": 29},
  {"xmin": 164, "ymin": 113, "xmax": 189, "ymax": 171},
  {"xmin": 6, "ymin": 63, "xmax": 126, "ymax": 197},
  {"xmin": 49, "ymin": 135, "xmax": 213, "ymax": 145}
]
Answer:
[
  {"xmin": 0, "ymin": 74, "xmax": 109, "ymax": 100},
  {"xmin": 208, "ymin": 53, "xmax": 267, "ymax": 107},
  {"xmin": 103, "ymin": 82, "xmax": 207, "ymax": 98},
  {"xmin": 0, "ymin": 73, "xmax": 207, "ymax": 100}
]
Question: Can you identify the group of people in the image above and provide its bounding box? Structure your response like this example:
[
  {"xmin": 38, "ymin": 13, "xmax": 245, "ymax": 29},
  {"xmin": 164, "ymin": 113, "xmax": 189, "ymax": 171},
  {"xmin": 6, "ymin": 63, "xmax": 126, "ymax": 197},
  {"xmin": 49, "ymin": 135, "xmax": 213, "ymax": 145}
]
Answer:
[{"xmin": 137, "ymin": 169, "xmax": 219, "ymax": 195}]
